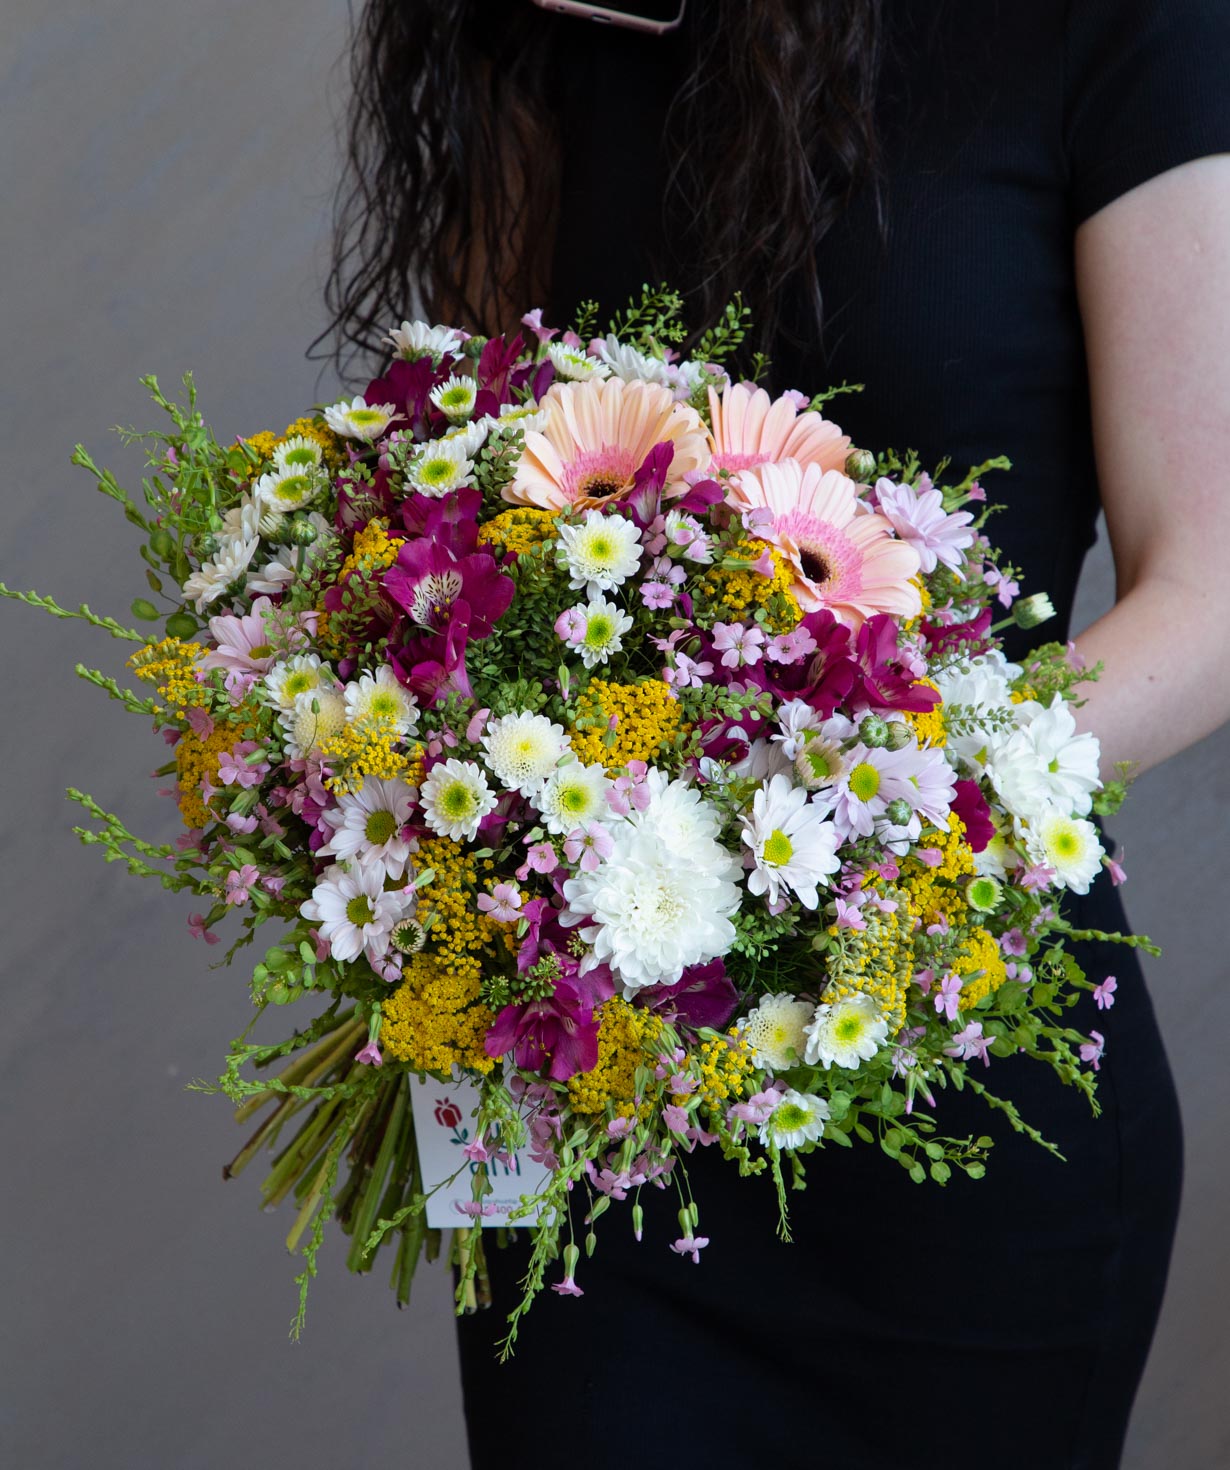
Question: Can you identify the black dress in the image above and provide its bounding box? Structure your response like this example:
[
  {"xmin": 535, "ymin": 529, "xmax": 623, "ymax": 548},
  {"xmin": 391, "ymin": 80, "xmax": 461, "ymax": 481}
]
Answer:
[{"xmin": 458, "ymin": 4, "xmax": 1230, "ymax": 1465}]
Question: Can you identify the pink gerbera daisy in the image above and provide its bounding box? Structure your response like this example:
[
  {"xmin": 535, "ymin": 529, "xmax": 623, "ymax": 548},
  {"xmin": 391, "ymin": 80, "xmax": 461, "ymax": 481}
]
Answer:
[
  {"xmin": 707, "ymin": 380, "xmax": 851, "ymax": 478},
  {"xmin": 504, "ymin": 377, "xmax": 710, "ymax": 512},
  {"xmin": 730, "ymin": 459, "xmax": 921, "ymax": 628}
]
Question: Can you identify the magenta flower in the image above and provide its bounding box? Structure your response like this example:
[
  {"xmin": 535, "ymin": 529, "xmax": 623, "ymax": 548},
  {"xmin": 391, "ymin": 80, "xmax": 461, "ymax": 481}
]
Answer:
[
  {"xmin": 934, "ymin": 972, "xmax": 963, "ymax": 1021},
  {"xmin": 670, "ymin": 1234, "xmax": 710, "ymax": 1264},
  {"xmin": 1080, "ymin": 1031, "xmax": 1106, "ymax": 1071},
  {"xmin": 944, "ymin": 1020, "xmax": 992, "ymax": 1066},
  {"xmin": 385, "ymin": 539, "xmax": 514, "ymax": 639},
  {"xmin": 1092, "ymin": 975, "xmax": 1118, "ymax": 1011},
  {"xmin": 950, "ymin": 779, "xmax": 995, "ymax": 853},
  {"xmin": 187, "ymin": 913, "xmax": 220, "ymax": 945},
  {"xmin": 485, "ymin": 977, "xmax": 607, "ymax": 1081},
  {"xmin": 636, "ymin": 958, "xmax": 738, "ymax": 1032}
]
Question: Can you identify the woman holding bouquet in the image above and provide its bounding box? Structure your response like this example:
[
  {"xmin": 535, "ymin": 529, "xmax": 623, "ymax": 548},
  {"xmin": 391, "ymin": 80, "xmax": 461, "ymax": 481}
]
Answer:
[{"xmin": 322, "ymin": 2, "xmax": 1230, "ymax": 1466}]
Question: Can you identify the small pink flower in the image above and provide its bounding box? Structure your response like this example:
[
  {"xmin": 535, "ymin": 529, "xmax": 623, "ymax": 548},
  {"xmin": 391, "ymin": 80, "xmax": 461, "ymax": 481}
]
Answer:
[
  {"xmin": 225, "ymin": 811, "xmax": 259, "ymax": 834},
  {"xmin": 966, "ymin": 482, "xmax": 986, "ymax": 503},
  {"xmin": 217, "ymin": 741, "xmax": 268, "ymax": 789},
  {"xmin": 477, "ymin": 882, "xmax": 523, "ymax": 923},
  {"xmin": 554, "ymin": 607, "xmax": 588, "ymax": 645},
  {"xmin": 670, "ymin": 1234, "xmax": 710, "ymax": 1264},
  {"xmin": 187, "ymin": 913, "xmax": 220, "ymax": 945},
  {"xmin": 224, "ymin": 864, "xmax": 260, "ymax": 906},
  {"xmin": 563, "ymin": 822, "xmax": 614, "ymax": 872},
  {"xmin": 521, "ymin": 307, "xmax": 558, "ymax": 344},
  {"xmin": 782, "ymin": 388, "xmax": 810, "ymax": 411},
  {"xmin": 454, "ymin": 1200, "xmax": 499, "ymax": 1219},
  {"xmin": 1092, "ymin": 975, "xmax": 1117, "ymax": 1011},
  {"xmin": 663, "ymin": 1104, "xmax": 691, "ymax": 1135},
  {"xmin": 983, "ymin": 566, "xmax": 1020, "ymax": 609},
  {"xmin": 1080, "ymin": 1030, "xmax": 1105, "ymax": 1071},
  {"xmin": 1018, "ymin": 863, "xmax": 1055, "ymax": 892},
  {"xmin": 750, "ymin": 549, "xmax": 776, "ymax": 578},
  {"xmin": 1103, "ymin": 853, "xmax": 1127, "ymax": 886},
  {"xmin": 663, "ymin": 651, "xmax": 713, "ymax": 690},
  {"xmin": 914, "ymin": 967, "xmax": 935, "ymax": 996},
  {"xmin": 766, "ymin": 626, "xmax": 819, "ymax": 664},
  {"xmin": 917, "ymin": 846, "xmax": 943, "ymax": 869},
  {"xmin": 354, "ymin": 1041, "xmax": 384, "ymax": 1067},
  {"xmin": 523, "ymin": 842, "xmax": 559, "ymax": 875},
  {"xmin": 185, "ymin": 707, "xmax": 215, "ymax": 740},
  {"xmin": 310, "ymin": 928, "xmax": 331, "ymax": 962},
  {"xmin": 711, "ymin": 621, "xmax": 766, "ymax": 669},
  {"xmin": 640, "ymin": 581, "xmax": 677, "ymax": 610},
  {"xmin": 462, "ymin": 1138, "xmax": 490, "ymax": 1163},
  {"xmin": 934, "ymin": 972, "xmax": 963, "ymax": 1022},
  {"xmin": 606, "ymin": 1117, "xmax": 634, "ymax": 1140},
  {"xmin": 465, "ymin": 707, "xmax": 491, "ymax": 743},
  {"xmin": 944, "ymin": 1020, "xmax": 992, "ymax": 1066},
  {"xmin": 834, "ymin": 896, "xmax": 868, "ymax": 931},
  {"xmin": 551, "ymin": 1275, "xmax": 584, "ymax": 1298},
  {"xmin": 1000, "ymin": 928, "xmax": 1028, "ymax": 957}
]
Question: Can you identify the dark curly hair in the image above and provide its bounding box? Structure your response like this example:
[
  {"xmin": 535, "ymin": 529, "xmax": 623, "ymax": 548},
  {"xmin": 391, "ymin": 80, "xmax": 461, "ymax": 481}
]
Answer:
[{"xmin": 316, "ymin": 0, "xmax": 885, "ymax": 381}]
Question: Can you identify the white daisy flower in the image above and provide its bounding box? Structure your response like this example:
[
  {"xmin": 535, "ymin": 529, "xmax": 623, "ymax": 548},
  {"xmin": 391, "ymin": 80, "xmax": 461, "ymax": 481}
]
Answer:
[
  {"xmin": 323, "ymin": 395, "xmax": 397, "ymax": 443},
  {"xmin": 299, "ymin": 861, "xmax": 413, "ymax": 965},
  {"xmin": 536, "ymin": 760, "xmax": 612, "ymax": 835},
  {"xmin": 280, "ymin": 687, "xmax": 347, "ymax": 759},
  {"xmin": 989, "ymin": 695, "xmax": 1102, "ymax": 822},
  {"xmin": 804, "ymin": 993, "xmax": 890, "ymax": 1070},
  {"xmin": 772, "ymin": 699, "xmax": 829, "ymax": 761},
  {"xmin": 384, "ymin": 319, "xmax": 465, "ymax": 360},
  {"xmin": 405, "ymin": 438, "xmax": 474, "ymax": 498},
  {"xmin": 253, "ymin": 465, "xmax": 324, "ymax": 514},
  {"xmin": 1025, "ymin": 806, "xmax": 1104, "ymax": 894},
  {"xmin": 220, "ymin": 494, "xmax": 262, "ymax": 543},
  {"xmin": 439, "ymin": 419, "xmax": 490, "ymax": 458},
  {"xmin": 571, "ymin": 597, "xmax": 634, "ymax": 669},
  {"xmin": 933, "ymin": 650, "xmax": 1022, "ymax": 773},
  {"xmin": 757, "ymin": 1089, "xmax": 831, "ymax": 1151},
  {"xmin": 557, "ymin": 510, "xmax": 642, "ymax": 597},
  {"xmin": 792, "ymin": 731, "xmax": 847, "ymax": 793},
  {"xmin": 590, "ymin": 333, "xmax": 672, "ymax": 385},
  {"xmin": 182, "ymin": 534, "xmax": 260, "ymax": 613},
  {"xmin": 343, "ymin": 666, "xmax": 419, "ymax": 739},
  {"xmin": 420, "ymin": 758, "xmax": 496, "ymax": 842},
  {"xmin": 429, "ymin": 373, "xmax": 478, "ymax": 422},
  {"xmin": 317, "ymin": 777, "xmax": 418, "ymax": 881},
  {"xmin": 264, "ymin": 653, "xmax": 334, "ymax": 712},
  {"xmin": 481, "ymin": 712, "xmax": 571, "ymax": 798},
  {"xmin": 741, "ymin": 773, "xmax": 841, "ymax": 910},
  {"xmin": 488, "ymin": 402, "xmax": 549, "ymax": 436},
  {"xmin": 546, "ymin": 341, "xmax": 611, "ymax": 381},
  {"xmin": 740, "ymin": 993, "xmax": 815, "ymax": 1071},
  {"xmin": 634, "ymin": 769, "xmax": 740, "ymax": 880},
  {"xmin": 272, "ymin": 434, "xmax": 324, "ymax": 472}
]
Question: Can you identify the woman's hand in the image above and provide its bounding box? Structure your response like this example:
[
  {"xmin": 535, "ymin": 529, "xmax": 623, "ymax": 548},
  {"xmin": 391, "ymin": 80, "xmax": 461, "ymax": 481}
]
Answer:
[{"xmin": 1072, "ymin": 153, "xmax": 1230, "ymax": 776}]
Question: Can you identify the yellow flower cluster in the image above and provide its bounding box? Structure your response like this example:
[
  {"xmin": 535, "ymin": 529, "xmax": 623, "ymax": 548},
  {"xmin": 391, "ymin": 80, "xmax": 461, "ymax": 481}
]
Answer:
[
  {"xmin": 699, "ymin": 537, "xmax": 801, "ymax": 633},
  {"xmin": 476, "ymin": 507, "xmax": 557, "ymax": 556},
  {"xmin": 952, "ymin": 927, "xmax": 1009, "ymax": 1010},
  {"xmin": 695, "ymin": 1029, "xmax": 757, "ymax": 1114},
  {"xmin": 239, "ymin": 416, "xmax": 347, "ymax": 472},
  {"xmin": 129, "ymin": 637, "xmax": 209, "ymax": 711},
  {"xmin": 173, "ymin": 721, "xmax": 240, "ymax": 829},
  {"xmin": 569, "ymin": 678, "xmax": 684, "ymax": 771},
  {"xmin": 319, "ymin": 721, "xmax": 422, "ymax": 795},
  {"xmin": 567, "ymin": 998, "xmax": 662, "ymax": 1118},
  {"xmin": 902, "ymin": 575, "xmax": 932, "ymax": 636},
  {"xmin": 339, "ymin": 518, "xmax": 403, "ymax": 580},
  {"xmin": 903, "ymin": 679, "xmax": 946, "ymax": 747},
  {"xmin": 822, "ymin": 883, "xmax": 916, "ymax": 1038},
  {"xmin": 380, "ymin": 839, "xmax": 514, "ymax": 1073}
]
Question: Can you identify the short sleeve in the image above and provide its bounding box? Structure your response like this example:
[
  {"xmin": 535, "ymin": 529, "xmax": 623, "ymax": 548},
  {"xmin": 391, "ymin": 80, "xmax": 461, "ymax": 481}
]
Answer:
[{"xmin": 1065, "ymin": 0, "xmax": 1230, "ymax": 225}]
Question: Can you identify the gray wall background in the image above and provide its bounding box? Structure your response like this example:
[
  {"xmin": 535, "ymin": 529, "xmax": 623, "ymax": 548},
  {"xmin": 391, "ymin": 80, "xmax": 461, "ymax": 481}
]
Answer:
[{"xmin": 2, "ymin": 3, "xmax": 1226, "ymax": 1466}]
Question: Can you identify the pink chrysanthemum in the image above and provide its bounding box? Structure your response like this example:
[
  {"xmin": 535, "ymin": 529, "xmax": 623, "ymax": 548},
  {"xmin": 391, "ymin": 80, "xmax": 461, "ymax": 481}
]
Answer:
[
  {"xmin": 729, "ymin": 459, "xmax": 921, "ymax": 628},
  {"xmin": 707, "ymin": 380, "xmax": 851, "ymax": 478},
  {"xmin": 504, "ymin": 377, "xmax": 709, "ymax": 511}
]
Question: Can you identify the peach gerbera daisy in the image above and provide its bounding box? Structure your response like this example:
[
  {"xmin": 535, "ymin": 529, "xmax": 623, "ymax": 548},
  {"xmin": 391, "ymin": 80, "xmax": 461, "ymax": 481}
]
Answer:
[
  {"xmin": 707, "ymin": 380, "xmax": 851, "ymax": 478},
  {"xmin": 504, "ymin": 377, "xmax": 710, "ymax": 512},
  {"xmin": 730, "ymin": 459, "xmax": 921, "ymax": 628}
]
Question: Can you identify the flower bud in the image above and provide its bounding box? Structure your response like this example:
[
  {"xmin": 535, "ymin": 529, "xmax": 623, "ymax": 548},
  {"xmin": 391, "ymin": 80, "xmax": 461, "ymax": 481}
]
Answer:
[
  {"xmin": 287, "ymin": 515, "xmax": 319, "ymax": 547},
  {"xmin": 884, "ymin": 798, "xmax": 913, "ymax": 827},
  {"xmin": 1012, "ymin": 592, "xmax": 1055, "ymax": 629},
  {"xmin": 845, "ymin": 447, "xmax": 877, "ymax": 483},
  {"xmin": 859, "ymin": 714, "xmax": 889, "ymax": 747},
  {"xmin": 884, "ymin": 720, "xmax": 913, "ymax": 751}
]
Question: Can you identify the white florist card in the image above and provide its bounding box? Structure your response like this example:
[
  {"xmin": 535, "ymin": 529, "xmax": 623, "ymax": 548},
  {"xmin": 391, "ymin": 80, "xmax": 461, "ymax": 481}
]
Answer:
[{"xmin": 410, "ymin": 1074, "xmax": 549, "ymax": 1229}]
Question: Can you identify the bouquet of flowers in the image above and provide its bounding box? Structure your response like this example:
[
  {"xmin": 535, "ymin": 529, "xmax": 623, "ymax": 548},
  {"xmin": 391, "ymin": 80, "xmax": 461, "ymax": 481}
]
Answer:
[{"xmin": 8, "ymin": 288, "xmax": 1149, "ymax": 1354}]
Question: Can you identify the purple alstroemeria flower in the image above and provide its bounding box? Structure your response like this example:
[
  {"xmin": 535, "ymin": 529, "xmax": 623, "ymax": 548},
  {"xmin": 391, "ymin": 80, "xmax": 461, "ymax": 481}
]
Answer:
[
  {"xmin": 399, "ymin": 485, "xmax": 482, "ymax": 554},
  {"xmin": 849, "ymin": 614, "xmax": 940, "ymax": 713},
  {"xmin": 385, "ymin": 538, "xmax": 514, "ymax": 640},
  {"xmin": 742, "ymin": 608, "xmax": 857, "ymax": 717},
  {"xmin": 950, "ymin": 779, "xmax": 995, "ymax": 852},
  {"xmin": 362, "ymin": 356, "xmax": 444, "ymax": 434},
  {"xmin": 624, "ymin": 441, "xmax": 677, "ymax": 528},
  {"xmin": 390, "ymin": 617, "xmax": 474, "ymax": 704},
  {"xmin": 919, "ymin": 606, "xmax": 993, "ymax": 658},
  {"xmin": 636, "ymin": 958, "xmax": 739, "ymax": 1033},
  {"xmin": 486, "ymin": 973, "xmax": 614, "ymax": 1081}
]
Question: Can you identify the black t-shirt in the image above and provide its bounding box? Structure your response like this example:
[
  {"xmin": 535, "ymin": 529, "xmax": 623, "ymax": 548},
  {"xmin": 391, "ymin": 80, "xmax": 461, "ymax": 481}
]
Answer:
[{"xmin": 547, "ymin": 0, "xmax": 1230, "ymax": 649}]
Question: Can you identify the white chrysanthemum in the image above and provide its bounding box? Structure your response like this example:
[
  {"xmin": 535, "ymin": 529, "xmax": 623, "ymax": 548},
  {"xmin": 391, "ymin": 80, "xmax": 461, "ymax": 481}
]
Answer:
[
  {"xmin": 265, "ymin": 653, "xmax": 333, "ymax": 712},
  {"xmin": 272, "ymin": 434, "xmax": 324, "ymax": 472},
  {"xmin": 220, "ymin": 494, "xmax": 262, "ymax": 543},
  {"xmin": 439, "ymin": 419, "xmax": 489, "ymax": 458},
  {"xmin": 299, "ymin": 861, "xmax": 414, "ymax": 965},
  {"xmin": 429, "ymin": 373, "xmax": 478, "ymax": 422},
  {"xmin": 419, "ymin": 758, "xmax": 496, "ymax": 842},
  {"xmin": 481, "ymin": 712, "xmax": 571, "ymax": 797},
  {"xmin": 634, "ymin": 770, "xmax": 737, "ymax": 879},
  {"xmin": 488, "ymin": 402, "xmax": 549, "ymax": 436},
  {"xmin": 742, "ymin": 773, "xmax": 841, "ymax": 910},
  {"xmin": 574, "ymin": 597, "xmax": 634, "ymax": 669},
  {"xmin": 726, "ymin": 735, "xmax": 794, "ymax": 785},
  {"xmin": 323, "ymin": 396, "xmax": 397, "ymax": 443},
  {"xmin": 405, "ymin": 438, "xmax": 474, "ymax": 498},
  {"xmin": 253, "ymin": 465, "xmax": 324, "ymax": 513},
  {"xmin": 281, "ymin": 687, "xmax": 347, "ymax": 759},
  {"xmin": 740, "ymin": 993, "xmax": 815, "ymax": 1070},
  {"xmin": 757, "ymin": 1089, "xmax": 831, "ymax": 1151},
  {"xmin": 972, "ymin": 832, "xmax": 1018, "ymax": 881},
  {"xmin": 182, "ymin": 535, "xmax": 260, "ymax": 613},
  {"xmin": 1025, "ymin": 806, "xmax": 1104, "ymax": 894},
  {"xmin": 557, "ymin": 509, "xmax": 642, "ymax": 597},
  {"xmin": 988, "ymin": 695, "xmax": 1102, "ymax": 821},
  {"xmin": 317, "ymin": 777, "xmax": 418, "ymax": 880},
  {"xmin": 546, "ymin": 341, "xmax": 611, "ymax": 381},
  {"xmin": 384, "ymin": 319, "xmax": 465, "ymax": 360},
  {"xmin": 343, "ymin": 665, "xmax": 419, "ymax": 739},
  {"xmin": 590, "ymin": 333, "xmax": 672, "ymax": 385},
  {"xmin": 804, "ymin": 993, "xmax": 890, "ymax": 1070},
  {"xmin": 933, "ymin": 650, "xmax": 1022, "ymax": 772},
  {"xmin": 792, "ymin": 732, "xmax": 847, "ymax": 793},
  {"xmin": 536, "ymin": 760, "xmax": 612, "ymax": 835}
]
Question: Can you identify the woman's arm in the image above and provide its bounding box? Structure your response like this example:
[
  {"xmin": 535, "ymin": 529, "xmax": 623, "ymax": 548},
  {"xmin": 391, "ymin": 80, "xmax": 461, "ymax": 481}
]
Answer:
[{"xmin": 1071, "ymin": 153, "xmax": 1230, "ymax": 776}]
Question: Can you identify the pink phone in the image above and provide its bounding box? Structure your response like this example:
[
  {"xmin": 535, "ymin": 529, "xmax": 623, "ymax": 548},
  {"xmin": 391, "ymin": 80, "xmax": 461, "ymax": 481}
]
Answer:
[{"xmin": 530, "ymin": 0, "xmax": 686, "ymax": 36}]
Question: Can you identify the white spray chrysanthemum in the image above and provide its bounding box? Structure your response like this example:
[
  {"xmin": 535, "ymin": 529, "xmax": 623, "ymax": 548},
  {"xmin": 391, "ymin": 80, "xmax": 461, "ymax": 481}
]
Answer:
[
  {"xmin": 343, "ymin": 666, "xmax": 419, "ymax": 740},
  {"xmin": 264, "ymin": 653, "xmax": 333, "ymax": 712},
  {"xmin": 272, "ymin": 434, "xmax": 323, "ymax": 472},
  {"xmin": 546, "ymin": 341, "xmax": 611, "ymax": 381},
  {"xmin": 1025, "ymin": 806, "xmax": 1104, "ymax": 893},
  {"xmin": 253, "ymin": 465, "xmax": 324, "ymax": 513},
  {"xmin": 536, "ymin": 760, "xmax": 612, "ymax": 835},
  {"xmin": 488, "ymin": 402, "xmax": 549, "ymax": 436},
  {"xmin": 804, "ymin": 993, "xmax": 890, "ymax": 1070},
  {"xmin": 182, "ymin": 534, "xmax": 260, "ymax": 613},
  {"xmin": 757, "ymin": 1089, "xmax": 831, "ymax": 1151},
  {"xmin": 384, "ymin": 319, "xmax": 465, "ymax": 360},
  {"xmin": 299, "ymin": 862, "xmax": 414, "ymax": 965},
  {"xmin": 429, "ymin": 373, "xmax": 478, "ymax": 422},
  {"xmin": 317, "ymin": 777, "xmax": 418, "ymax": 881},
  {"xmin": 574, "ymin": 598, "xmax": 634, "ymax": 669},
  {"xmin": 280, "ymin": 687, "xmax": 347, "ymax": 759},
  {"xmin": 419, "ymin": 758, "xmax": 496, "ymax": 842},
  {"xmin": 741, "ymin": 773, "xmax": 841, "ymax": 910},
  {"xmin": 590, "ymin": 333, "xmax": 672, "ymax": 385},
  {"xmin": 989, "ymin": 695, "xmax": 1102, "ymax": 821},
  {"xmin": 323, "ymin": 395, "xmax": 397, "ymax": 443},
  {"xmin": 557, "ymin": 510, "xmax": 643, "ymax": 597},
  {"xmin": 481, "ymin": 712, "xmax": 571, "ymax": 798},
  {"xmin": 404, "ymin": 438, "xmax": 474, "ymax": 498},
  {"xmin": 740, "ymin": 993, "xmax": 815, "ymax": 1070}
]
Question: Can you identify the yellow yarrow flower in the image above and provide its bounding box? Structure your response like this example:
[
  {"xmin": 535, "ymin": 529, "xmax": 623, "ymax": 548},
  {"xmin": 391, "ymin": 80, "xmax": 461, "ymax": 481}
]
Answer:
[
  {"xmin": 699, "ymin": 537, "xmax": 801, "ymax": 634},
  {"xmin": 173, "ymin": 721, "xmax": 242, "ymax": 829},
  {"xmin": 569, "ymin": 678, "xmax": 685, "ymax": 771},
  {"xmin": 953, "ymin": 927, "xmax": 1010, "ymax": 1010},
  {"xmin": 567, "ymin": 998, "xmax": 662, "ymax": 1118},
  {"xmin": 903, "ymin": 678, "xmax": 946, "ymax": 747},
  {"xmin": 129, "ymin": 637, "xmax": 210, "ymax": 712},
  {"xmin": 477, "ymin": 507, "xmax": 557, "ymax": 556},
  {"xmin": 696, "ymin": 1029, "xmax": 757, "ymax": 1114}
]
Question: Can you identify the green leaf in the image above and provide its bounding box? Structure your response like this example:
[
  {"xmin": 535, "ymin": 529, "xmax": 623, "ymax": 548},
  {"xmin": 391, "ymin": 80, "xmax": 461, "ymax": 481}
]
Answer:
[
  {"xmin": 165, "ymin": 611, "xmax": 197, "ymax": 639},
  {"xmin": 131, "ymin": 597, "xmax": 160, "ymax": 621}
]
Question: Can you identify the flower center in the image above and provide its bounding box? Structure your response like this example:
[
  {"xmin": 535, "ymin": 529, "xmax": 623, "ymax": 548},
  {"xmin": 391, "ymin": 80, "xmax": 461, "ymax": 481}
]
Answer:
[
  {"xmin": 419, "ymin": 456, "xmax": 455, "ymax": 486},
  {"xmin": 585, "ymin": 614, "xmax": 613, "ymax": 647},
  {"xmin": 774, "ymin": 1102, "xmax": 808, "ymax": 1131},
  {"xmin": 281, "ymin": 445, "xmax": 317, "ymax": 468},
  {"xmin": 365, "ymin": 809, "xmax": 398, "ymax": 845},
  {"xmin": 369, "ymin": 691, "xmax": 398, "ymax": 717},
  {"xmin": 441, "ymin": 781, "xmax": 477, "ymax": 818},
  {"xmin": 559, "ymin": 784, "xmax": 588, "ymax": 813},
  {"xmin": 849, "ymin": 761, "xmax": 881, "ymax": 801},
  {"xmin": 579, "ymin": 473, "xmax": 624, "ymax": 500},
  {"xmin": 409, "ymin": 569, "xmax": 464, "ymax": 627},
  {"xmin": 763, "ymin": 829, "xmax": 794, "ymax": 866},
  {"xmin": 798, "ymin": 543, "xmax": 832, "ymax": 585},
  {"xmin": 439, "ymin": 386, "xmax": 471, "ymax": 410},
  {"xmin": 285, "ymin": 671, "xmax": 314, "ymax": 697},
  {"xmin": 248, "ymin": 643, "xmax": 272, "ymax": 659},
  {"xmin": 274, "ymin": 474, "xmax": 314, "ymax": 504},
  {"xmin": 349, "ymin": 408, "xmax": 384, "ymax": 430},
  {"xmin": 834, "ymin": 1013, "xmax": 866, "ymax": 1044},
  {"xmin": 346, "ymin": 894, "xmax": 376, "ymax": 927},
  {"xmin": 1053, "ymin": 829, "xmax": 1079, "ymax": 858}
]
